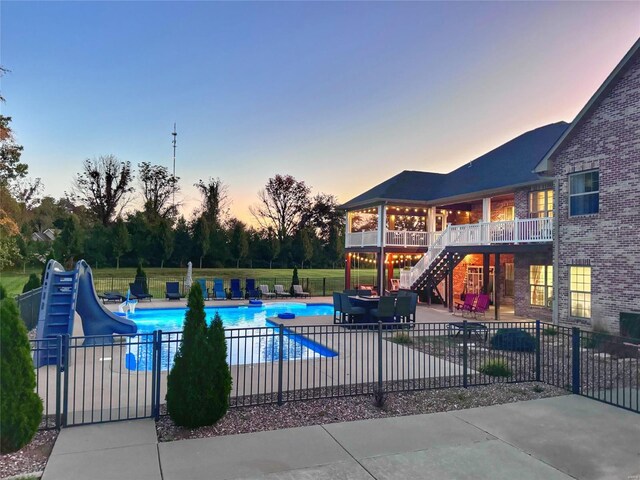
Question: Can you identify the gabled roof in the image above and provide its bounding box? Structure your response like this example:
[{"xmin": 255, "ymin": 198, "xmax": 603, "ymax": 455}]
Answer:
[
  {"xmin": 341, "ymin": 122, "xmax": 569, "ymax": 210},
  {"xmin": 534, "ymin": 38, "xmax": 640, "ymax": 174}
]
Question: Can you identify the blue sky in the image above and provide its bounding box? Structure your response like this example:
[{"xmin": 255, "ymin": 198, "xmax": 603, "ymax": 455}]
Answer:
[{"xmin": 2, "ymin": 2, "xmax": 639, "ymax": 222}]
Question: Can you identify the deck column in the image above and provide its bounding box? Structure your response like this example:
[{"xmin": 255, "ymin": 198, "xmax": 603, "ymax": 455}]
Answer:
[
  {"xmin": 345, "ymin": 254, "xmax": 351, "ymax": 290},
  {"xmin": 387, "ymin": 257, "xmax": 394, "ymax": 291},
  {"xmin": 494, "ymin": 253, "xmax": 501, "ymax": 320},
  {"xmin": 377, "ymin": 250, "xmax": 385, "ymax": 295},
  {"xmin": 448, "ymin": 255, "xmax": 454, "ymax": 312},
  {"xmin": 482, "ymin": 253, "xmax": 490, "ymax": 295}
]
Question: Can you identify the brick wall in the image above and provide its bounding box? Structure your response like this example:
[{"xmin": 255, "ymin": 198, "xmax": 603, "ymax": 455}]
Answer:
[
  {"xmin": 551, "ymin": 54, "xmax": 640, "ymax": 332},
  {"xmin": 514, "ymin": 252, "xmax": 553, "ymax": 321}
]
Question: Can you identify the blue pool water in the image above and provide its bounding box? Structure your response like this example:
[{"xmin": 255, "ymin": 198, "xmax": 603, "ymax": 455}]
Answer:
[{"xmin": 124, "ymin": 303, "xmax": 336, "ymax": 370}]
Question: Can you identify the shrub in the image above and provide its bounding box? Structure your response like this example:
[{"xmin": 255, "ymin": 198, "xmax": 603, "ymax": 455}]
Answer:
[
  {"xmin": 289, "ymin": 266, "xmax": 300, "ymax": 296},
  {"xmin": 392, "ymin": 333, "xmax": 413, "ymax": 345},
  {"xmin": 542, "ymin": 326, "xmax": 558, "ymax": 336},
  {"xmin": 490, "ymin": 328, "xmax": 536, "ymax": 352},
  {"xmin": 478, "ymin": 359, "xmax": 512, "ymax": 377},
  {"xmin": 135, "ymin": 265, "xmax": 149, "ymax": 294},
  {"xmin": 0, "ymin": 284, "xmax": 6, "ymax": 300},
  {"xmin": 22, "ymin": 274, "xmax": 41, "ymax": 293},
  {"xmin": 0, "ymin": 298, "xmax": 43, "ymax": 453},
  {"xmin": 166, "ymin": 285, "xmax": 231, "ymax": 427}
]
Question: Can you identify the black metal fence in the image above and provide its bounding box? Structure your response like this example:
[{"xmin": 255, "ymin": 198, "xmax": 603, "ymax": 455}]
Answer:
[
  {"xmin": 31, "ymin": 320, "xmax": 639, "ymax": 429},
  {"xmin": 91, "ymin": 276, "xmax": 376, "ymax": 299},
  {"xmin": 16, "ymin": 287, "xmax": 43, "ymax": 330}
]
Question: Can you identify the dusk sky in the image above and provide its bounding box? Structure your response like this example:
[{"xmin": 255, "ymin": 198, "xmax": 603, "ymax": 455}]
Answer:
[{"xmin": 2, "ymin": 2, "xmax": 639, "ymax": 224}]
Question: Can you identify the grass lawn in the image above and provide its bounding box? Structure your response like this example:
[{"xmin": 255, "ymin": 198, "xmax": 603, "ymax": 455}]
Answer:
[{"xmin": 1, "ymin": 267, "xmax": 378, "ymax": 297}]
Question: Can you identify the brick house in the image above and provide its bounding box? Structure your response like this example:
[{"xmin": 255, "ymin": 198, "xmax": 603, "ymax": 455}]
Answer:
[
  {"xmin": 341, "ymin": 38, "xmax": 640, "ymax": 331},
  {"xmin": 534, "ymin": 39, "xmax": 640, "ymax": 331}
]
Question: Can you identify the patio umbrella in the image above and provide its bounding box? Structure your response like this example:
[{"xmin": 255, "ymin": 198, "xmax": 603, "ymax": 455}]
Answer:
[{"xmin": 185, "ymin": 261, "xmax": 193, "ymax": 293}]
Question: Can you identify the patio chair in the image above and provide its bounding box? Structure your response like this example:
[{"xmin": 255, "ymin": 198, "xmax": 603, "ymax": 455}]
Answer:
[
  {"xmin": 390, "ymin": 279, "xmax": 400, "ymax": 291},
  {"xmin": 229, "ymin": 279, "xmax": 243, "ymax": 300},
  {"xmin": 292, "ymin": 284, "xmax": 310, "ymax": 298},
  {"xmin": 371, "ymin": 296, "xmax": 396, "ymax": 323},
  {"xmin": 165, "ymin": 282, "xmax": 181, "ymax": 300},
  {"xmin": 197, "ymin": 278, "xmax": 209, "ymax": 299},
  {"xmin": 344, "ymin": 289, "xmax": 358, "ymax": 296},
  {"xmin": 394, "ymin": 295, "xmax": 412, "ymax": 323},
  {"xmin": 129, "ymin": 282, "xmax": 153, "ymax": 301},
  {"xmin": 407, "ymin": 291, "xmax": 418, "ymax": 323},
  {"xmin": 98, "ymin": 291, "xmax": 125, "ymax": 304},
  {"xmin": 454, "ymin": 294, "xmax": 477, "ymax": 316},
  {"xmin": 357, "ymin": 289, "xmax": 372, "ymax": 297},
  {"xmin": 332, "ymin": 292, "xmax": 343, "ymax": 324},
  {"xmin": 339, "ymin": 293, "xmax": 365, "ymax": 323},
  {"xmin": 245, "ymin": 279, "xmax": 260, "ymax": 299},
  {"xmin": 259, "ymin": 285, "xmax": 276, "ymax": 299},
  {"xmin": 213, "ymin": 279, "xmax": 226, "ymax": 300},
  {"xmin": 469, "ymin": 294, "xmax": 491, "ymax": 319},
  {"xmin": 274, "ymin": 285, "xmax": 291, "ymax": 298}
]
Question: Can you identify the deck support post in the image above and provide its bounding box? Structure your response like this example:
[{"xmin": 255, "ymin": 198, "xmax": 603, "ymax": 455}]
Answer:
[
  {"xmin": 494, "ymin": 253, "xmax": 501, "ymax": 320},
  {"xmin": 345, "ymin": 254, "xmax": 351, "ymax": 290},
  {"xmin": 447, "ymin": 255, "xmax": 454, "ymax": 313}
]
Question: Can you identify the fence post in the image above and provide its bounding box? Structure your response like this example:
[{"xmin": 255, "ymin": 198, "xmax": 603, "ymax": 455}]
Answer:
[
  {"xmin": 377, "ymin": 321, "xmax": 383, "ymax": 399},
  {"xmin": 277, "ymin": 324, "xmax": 284, "ymax": 406},
  {"xmin": 55, "ymin": 336, "xmax": 63, "ymax": 429},
  {"xmin": 151, "ymin": 331, "xmax": 159, "ymax": 420},
  {"xmin": 535, "ymin": 321, "xmax": 541, "ymax": 382},
  {"xmin": 462, "ymin": 320, "xmax": 468, "ymax": 388},
  {"xmin": 571, "ymin": 327, "xmax": 581, "ymax": 394},
  {"xmin": 322, "ymin": 278, "xmax": 326, "ymax": 297},
  {"xmin": 62, "ymin": 334, "xmax": 70, "ymax": 427},
  {"xmin": 155, "ymin": 330, "xmax": 163, "ymax": 418}
]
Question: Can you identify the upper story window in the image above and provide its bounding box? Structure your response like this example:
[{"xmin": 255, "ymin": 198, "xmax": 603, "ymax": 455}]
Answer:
[
  {"xmin": 569, "ymin": 170, "xmax": 599, "ymax": 216},
  {"xmin": 529, "ymin": 190, "xmax": 553, "ymax": 218}
]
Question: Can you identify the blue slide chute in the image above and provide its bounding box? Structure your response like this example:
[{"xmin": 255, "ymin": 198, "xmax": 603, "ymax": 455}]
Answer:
[{"xmin": 34, "ymin": 259, "xmax": 138, "ymax": 366}]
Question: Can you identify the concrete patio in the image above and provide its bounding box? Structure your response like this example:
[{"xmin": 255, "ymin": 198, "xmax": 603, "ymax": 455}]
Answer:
[{"xmin": 42, "ymin": 395, "xmax": 640, "ymax": 480}]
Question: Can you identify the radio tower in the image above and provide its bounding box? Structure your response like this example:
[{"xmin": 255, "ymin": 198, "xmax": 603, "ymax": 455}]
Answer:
[{"xmin": 172, "ymin": 123, "xmax": 177, "ymax": 209}]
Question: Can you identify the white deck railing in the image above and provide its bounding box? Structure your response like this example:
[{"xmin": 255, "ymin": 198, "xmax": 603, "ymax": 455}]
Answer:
[
  {"xmin": 345, "ymin": 231, "xmax": 380, "ymax": 248},
  {"xmin": 385, "ymin": 230, "xmax": 438, "ymax": 247},
  {"xmin": 399, "ymin": 217, "xmax": 553, "ymax": 288}
]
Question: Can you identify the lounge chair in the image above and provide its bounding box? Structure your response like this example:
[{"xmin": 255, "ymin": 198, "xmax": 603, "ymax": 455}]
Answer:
[
  {"xmin": 98, "ymin": 291, "xmax": 125, "ymax": 304},
  {"xmin": 397, "ymin": 290, "xmax": 418, "ymax": 322},
  {"xmin": 229, "ymin": 279, "xmax": 243, "ymax": 299},
  {"xmin": 371, "ymin": 296, "xmax": 396, "ymax": 323},
  {"xmin": 292, "ymin": 285, "xmax": 310, "ymax": 298},
  {"xmin": 259, "ymin": 285, "xmax": 276, "ymax": 299},
  {"xmin": 129, "ymin": 282, "xmax": 153, "ymax": 301},
  {"xmin": 332, "ymin": 292, "xmax": 343, "ymax": 324},
  {"xmin": 165, "ymin": 282, "xmax": 181, "ymax": 300},
  {"xmin": 394, "ymin": 295, "xmax": 412, "ymax": 323},
  {"xmin": 245, "ymin": 279, "xmax": 260, "ymax": 299},
  {"xmin": 196, "ymin": 279, "xmax": 209, "ymax": 299},
  {"xmin": 213, "ymin": 279, "xmax": 226, "ymax": 300},
  {"xmin": 274, "ymin": 285, "xmax": 291, "ymax": 298},
  {"xmin": 454, "ymin": 294, "xmax": 477, "ymax": 316}
]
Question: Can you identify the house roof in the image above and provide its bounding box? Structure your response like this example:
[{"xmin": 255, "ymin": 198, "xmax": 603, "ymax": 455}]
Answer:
[
  {"xmin": 534, "ymin": 38, "xmax": 640, "ymax": 174},
  {"xmin": 341, "ymin": 121, "xmax": 569, "ymax": 210}
]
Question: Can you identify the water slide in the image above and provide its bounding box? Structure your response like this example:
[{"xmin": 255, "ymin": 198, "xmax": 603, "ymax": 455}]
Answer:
[{"xmin": 34, "ymin": 259, "xmax": 137, "ymax": 366}]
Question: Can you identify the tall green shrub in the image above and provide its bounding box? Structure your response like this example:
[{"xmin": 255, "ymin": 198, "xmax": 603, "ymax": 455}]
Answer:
[
  {"xmin": 22, "ymin": 273, "xmax": 41, "ymax": 293},
  {"xmin": 0, "ymin": 298, "xmax": 43, "ymax": 453},
  {"xmin": 289, "ymin": 266, "xmax": 300, "ymax": 296},
  {"xmin": 166, "ymin": 285, "xmax": 231, "ymax": 427},
  {"xmin": 135, "ymin": 264, "xmax": 149, "ymax": 294},
  {"xmin": 0, "ymin": 284, "xmax": 6, "ymax": 300}
]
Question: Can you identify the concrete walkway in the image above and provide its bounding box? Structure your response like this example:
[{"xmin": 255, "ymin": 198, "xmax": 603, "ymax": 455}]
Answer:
[{"xmin": 42, "ymin": 395, "xmax": 640, "ymax": 480}]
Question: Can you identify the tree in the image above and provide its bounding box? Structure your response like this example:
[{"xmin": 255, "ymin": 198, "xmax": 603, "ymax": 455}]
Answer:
[
  {"xmin": 171, "ymin": 216, "xmax": 191, "ymax": 267},
  {"xmin": 326, "ymin": 225, "xmax": 345, "ymax": 268},
  {"xmin": 72, "ymin": 155, "xmax": 133, "ymax": 226},
  {"xmin": 154, "ymin": 217, "xmax": 174, "ymax": 269},
  {"xmin": 111, "ymin": 217, "xmax": 131, "ymax": 269},
  {"xmin": 84, "ymin": 223, "xmax": 110, "ymax": 268},
  {"xmin": 0, "ymin": 115, "xmax": 26, "ymax": 187},
  {"xmin": 292, "ymin": 227, "xmax": 313, "ymax": 269},
  {"xmin": 138, "ymin": 162, "xmax": 180, "ymax": 219},
  {"xmin": 22, "ymin": 274, "xmax": 40, "ymax": 293},
  {"xmin": 0, "ymin": 186, "xmax": 21, "ymax": 269},
  {"xmin": 301, "ymin": 193, "xmax": 343, "ymax": 243},
  {"xmin": 228, "ymin": 219, "xmax": 248, "ymax": 268},
  {"xmin": 195, "ymin": 177, "xmax": 229, "ymax": 227},
  {"xmin": 0, "ymin": 298, "xmax": 43, "ymax": 453},
  {"xmin": 250, "ymin": 174, "xmax": 310, "ymax": 243},
  {"xmin": 52, "ymin": 216, "xmax": 84, "ymax": 266},
  {"xmin": 166, "ymin": 286, "xmax": 231, "ymax": 427},
  {"xmin": 135, "ymin": 264, "xmax": 148, "ymax": 294},
  {"xmin": 289, "ymin": 266, "xmax": 300, "ymax": 296},
  {"xmin": 191, "ymin": 216, "xmax": 210, "ymax": 269}
]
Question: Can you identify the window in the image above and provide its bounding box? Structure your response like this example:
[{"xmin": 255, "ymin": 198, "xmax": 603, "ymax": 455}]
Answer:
[
  {"xmin": 530, "ymin": 265, "xmax": 553, "ymax": 307},
  {"xmin": 569, "ymin": 170, "xmax": 599, "ymax": 216},
  {"xmin": 570, "ymin": 266, "xmax": 591, "ymax": 318},
  {"xmin": 529, "ymin": 190, "xmax": 554, "ymax": 218}
]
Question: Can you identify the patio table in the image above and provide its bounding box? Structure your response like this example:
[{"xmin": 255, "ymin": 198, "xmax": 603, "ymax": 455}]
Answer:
[
  {"xmin": 348, "ymin": 295, "xmax": 380, "ymax": 323},
  {"xmin": 447, "ymin": 321, "xmax": 488, "ymax": 342}
]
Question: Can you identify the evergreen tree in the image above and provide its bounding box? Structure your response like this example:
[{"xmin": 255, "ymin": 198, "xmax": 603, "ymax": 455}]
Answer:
[
  {"xmin": 0, "ymin": 298, "xmax": 42, "ymax": 452},
  {"xmin": 289, "ymin": 266, "xmax": 300, "ymax": 296},
  {"xmin": 111, "ymin": 217, "xmax": 131, "ymax": 269},
  {"xmin": 166, "ymin": 285, "xmax": 231, "ymax": 427},
  {"xmin": 22, "ymin": 273, "xmax": 40, "ymax": 293},
  {"xmin": 135, "ymin": 264, "xmax": 148, "ymax": 294}
]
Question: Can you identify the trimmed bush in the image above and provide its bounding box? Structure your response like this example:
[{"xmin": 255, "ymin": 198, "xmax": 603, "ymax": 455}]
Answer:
[
  {"xmin": 135, "ymin": 265, "xmax": 149, "ymax": 294},
  {"xmin": 0, "ymin": 284, "xmax": 6, "ymax": 300},
  {"xmin": 478, "ymin": 359, "xmax": 512, "ymax": 377},
  {"xmin": 289, "ymin": 266, "xmax": 300, "ymax": 296},
  {"xmin": 0, "ymin": 298, "xmax": 43, "ymax": 453},
  {"xmin": 542, "ymin": 326, "xmax": 558, "ymax": 336},
  {"xmin": 392, "ymin": 333, "xmax": 413, "ymax": 345},
  {"xmin": 166, "ymin": 285, "xmax": 232, "ymax": 427},
  {"xmin": 22, "ymin": 274, "xmax": 41, "ymax": 293},
  {"xmin": 490, "ymin": 328, "xmax": 536, "ymax": 352}
]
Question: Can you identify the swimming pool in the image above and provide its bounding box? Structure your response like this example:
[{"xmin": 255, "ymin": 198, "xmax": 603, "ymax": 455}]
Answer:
[{"xmin": 124, "ymin": 302, "xmax": 336, "ymax": 370}]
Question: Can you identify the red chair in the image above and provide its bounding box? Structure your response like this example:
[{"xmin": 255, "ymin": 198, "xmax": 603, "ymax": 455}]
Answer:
[
  {"xmin": 469, "ymin": 294, "xmax": 491, "ymax": 319},
  {"xmin": 454, "ymin": 294, "xmax": 477, "ymax": 316}
]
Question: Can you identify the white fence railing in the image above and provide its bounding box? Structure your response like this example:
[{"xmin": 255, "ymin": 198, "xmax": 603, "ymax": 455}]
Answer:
[
  {"xmin": 346, "ymin": 231, "xmax": 380, "ymax": 247},
  {"xmin": 385, "ymin": 230, "xmax": 438, "ymax": 247},
  {"xmin": 400, "ymin": 217, "xmax": 553, "ymax": 288}
]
